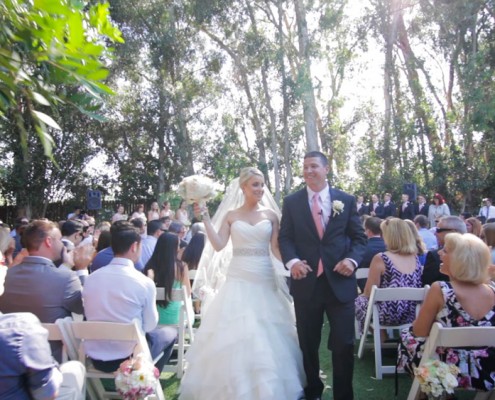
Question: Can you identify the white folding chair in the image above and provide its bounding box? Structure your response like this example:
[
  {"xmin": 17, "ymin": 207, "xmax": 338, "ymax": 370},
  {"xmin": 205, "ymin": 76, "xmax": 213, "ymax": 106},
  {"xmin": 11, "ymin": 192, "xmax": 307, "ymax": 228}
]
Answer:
[
  {"xmin": 408, "ymin": 322, "xmax": 495, "ymax": 400},
  {"xmin": 355, "ymin": 267, "xmax": 370, "ymax": 281},
  {"xmin": 354, "ymin": 268, "xmax": 370, "ymax": 339},
  {"xmin": 357, "ymin": 285, "xmax": 430, "ymax": 379},
  {"xmin": 157, "ymin": 286, "xmax": 195, "ymax": 378},
  {"xmin": 42, "ymin": 320, "xmax": 69, "ymax": 363},
  {"xmin": 59, "ymin": 318, "xmax": 164, "ymax": 400}
]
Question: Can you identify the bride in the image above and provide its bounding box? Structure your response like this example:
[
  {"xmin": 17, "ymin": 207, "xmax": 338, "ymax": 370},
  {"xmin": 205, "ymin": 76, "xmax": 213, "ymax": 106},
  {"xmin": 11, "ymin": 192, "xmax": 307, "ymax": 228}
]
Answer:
[{"xmin": 179, "ymin": 167, "xmax": 306, "ymax": 400}]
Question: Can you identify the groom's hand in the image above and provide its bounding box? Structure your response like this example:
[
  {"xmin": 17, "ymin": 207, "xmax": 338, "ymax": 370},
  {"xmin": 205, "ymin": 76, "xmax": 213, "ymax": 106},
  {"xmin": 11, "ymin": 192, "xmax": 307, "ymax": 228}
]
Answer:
[
  {"xmin": 334, "ymin": 259, "xmax": 354, "ymax": 277},
  {"xmin": 291, "ymin": 260, "xmax": 311, "ymax": 280}
]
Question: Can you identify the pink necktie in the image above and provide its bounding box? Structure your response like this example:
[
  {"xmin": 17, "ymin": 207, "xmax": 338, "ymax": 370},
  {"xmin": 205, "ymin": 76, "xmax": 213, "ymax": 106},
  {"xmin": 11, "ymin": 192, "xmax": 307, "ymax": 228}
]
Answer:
[{"xmin": 311, "ymin": 194, "xmax": 324, "ymax": 277}]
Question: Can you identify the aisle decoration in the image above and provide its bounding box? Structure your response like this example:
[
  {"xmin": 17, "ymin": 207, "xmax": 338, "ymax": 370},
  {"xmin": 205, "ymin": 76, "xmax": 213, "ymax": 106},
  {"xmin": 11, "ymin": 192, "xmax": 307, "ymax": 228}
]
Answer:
[
  {"xmin": 414, "ymin": 359, "xmax": 459, "ymax": 400},
  {"xmin": 114, "ymin": 354, "xmax": 160, "ymax": 400}
]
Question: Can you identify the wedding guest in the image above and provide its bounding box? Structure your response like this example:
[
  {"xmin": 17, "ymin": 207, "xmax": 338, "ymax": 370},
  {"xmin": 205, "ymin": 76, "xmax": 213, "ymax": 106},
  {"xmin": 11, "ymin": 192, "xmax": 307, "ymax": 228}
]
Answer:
[
  {"xmin": 356, "ymin": 217, "xmax": 386, "ymax": 292},
  {"xmin": 83, "ymin": 221, "xmax": 177, "ymax": 373},
  {"xmin": 131, "ymin": 204, "xmax": 147, "ymax": 223},
  {"xmin": 139, "ymin": 220, "xmax": 166, "ymax": 268},
  {"xmin": 95, "ymin": 231, "xmax": 111, "ymax": 253},
  {"xmin": 112, "ymin": 204, "xmax": 127, "ymax": 223},
  {"xmin": 160, "ymin": 201, "xmax": 174, "ymax": 219},
  {"xmin": 479, "ymin": 198, "xmax": 495, "ymax": 221},
  {"xmin": 356, "ymin": 195, "xmax": 369, "ymax": 216},
  {"xmin": 415, "ymin": 195, "xmax": 429, "ymax": 217},
  {"xmin": 0, "ymin": 220, "xmax": 91, "ymax": 362},
  {"xmin": 398, "ymin": 233, "xmax": 495, "ymax": 390},
  {"xmin": 422, "ymin": 216, "xmax": 467, "ymax": 286},
  {"xmin": 481, "ymin": 223, "xmax": 495, "ymax": 264},
  {"xmin": 0, "ymin": 227, "xmax": 15, "ymax": 266},
  {"xmin": 369, "ymin": 194, "xmax": 383, "ymax": 218},
  {"xmin": 61, "ymin": 220, "xmax": 84, "ymax": 250},
  {"xmin": 428, "ymin": 193, "xmax": 450, "ymax": 229},
  {"xmin": 144, "ymin": 232, "xmax": 191, "ymax": 325},
  {"xmin": 12, "ymin": 217, "xmax": 29, "ymax": 259},
  {"xmin": 398, "ymin": 193, "xmax": 415, "ymax": 220},
  {"xmin": 465, "ymin": 217, "xmax": 482, "ymax": 237},
  {"xmin": 0, "ymin": 265, "xmax": 86, "ymax": 400},
  {"xmin": 147, "ymin": 201, "xmax": 160, "ymax": 222},
  {"xmin": 413, "ymin": 215, "xmax": 437, "ymax": 251},
  {"xmin": 404, "ymin": 219, "xmax": 427, "ymax": 265},
  {"xmin": 175, "ymin": 200, "xmax": 190, "ymax": 226},
  {"xmin": 355, "ymin": 218, "xmax": 422, "ymax": 337},
  {"xmin": 182, "ymin": 228, "xmax": 206, "ymax": 271}
]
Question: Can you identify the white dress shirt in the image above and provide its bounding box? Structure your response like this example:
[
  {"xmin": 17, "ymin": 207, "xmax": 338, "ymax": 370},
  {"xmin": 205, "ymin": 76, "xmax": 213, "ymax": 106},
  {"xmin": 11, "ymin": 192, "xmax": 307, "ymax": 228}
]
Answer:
[
  {"xmin": 82, "ymin": 257, "xmax": 158, "ymax": 361},
  {"xmin": 140, "ymin": 235, "xmax": 158, "ymax": 267},
  {"xmin": 479, "ymin": 205, "xmax": 495, "ymax": 220}
]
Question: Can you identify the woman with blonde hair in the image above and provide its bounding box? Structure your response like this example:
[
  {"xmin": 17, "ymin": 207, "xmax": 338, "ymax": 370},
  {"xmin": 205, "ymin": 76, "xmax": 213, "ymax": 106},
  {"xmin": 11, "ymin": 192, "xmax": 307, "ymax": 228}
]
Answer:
[
  {"xmin": 355, "ymin": 218, "xmax": 422, "ymax": 335},
  {"xmin": 398, "ymin": 233, "xmax": 495, "ymax": 390},
  {"xmin": 147, "ymin": 201, "xmax": 160, "ymax": 222}
]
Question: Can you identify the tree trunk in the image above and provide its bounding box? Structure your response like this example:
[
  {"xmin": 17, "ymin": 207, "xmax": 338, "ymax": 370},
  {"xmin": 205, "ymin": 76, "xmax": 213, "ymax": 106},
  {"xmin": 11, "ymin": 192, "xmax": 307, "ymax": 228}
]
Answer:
[{"xmin": 294, "ymin": 0, "xmax": 319, "ymax": 152}]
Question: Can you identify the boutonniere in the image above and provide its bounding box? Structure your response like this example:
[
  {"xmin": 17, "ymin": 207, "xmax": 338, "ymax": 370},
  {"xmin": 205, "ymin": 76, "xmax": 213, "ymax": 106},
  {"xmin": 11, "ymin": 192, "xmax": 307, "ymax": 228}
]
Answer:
[{"xmin": 332, "ymin": 200, "xmax": 344, "ymax": 216}]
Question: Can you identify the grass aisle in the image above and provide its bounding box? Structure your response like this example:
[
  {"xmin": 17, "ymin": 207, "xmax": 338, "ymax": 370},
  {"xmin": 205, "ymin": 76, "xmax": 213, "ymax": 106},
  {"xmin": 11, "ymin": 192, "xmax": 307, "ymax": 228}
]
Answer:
[{"xmin": 162, "ymin": 320, "xmax": 478, "ymax": 399}]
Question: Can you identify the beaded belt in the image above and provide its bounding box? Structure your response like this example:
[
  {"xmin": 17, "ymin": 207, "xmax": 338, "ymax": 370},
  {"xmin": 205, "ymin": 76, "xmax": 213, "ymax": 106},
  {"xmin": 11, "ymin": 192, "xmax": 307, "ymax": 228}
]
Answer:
[{"xmin": 232, "ymin": 248, "xmax": 270, "ymax": 257}]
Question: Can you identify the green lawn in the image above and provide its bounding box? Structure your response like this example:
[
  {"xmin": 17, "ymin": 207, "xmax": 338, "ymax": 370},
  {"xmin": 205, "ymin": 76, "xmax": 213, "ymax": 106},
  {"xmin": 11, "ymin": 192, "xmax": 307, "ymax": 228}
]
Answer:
[{"xmin": 161, "ymin": 320, "xmax": 480, "ymax": 399}]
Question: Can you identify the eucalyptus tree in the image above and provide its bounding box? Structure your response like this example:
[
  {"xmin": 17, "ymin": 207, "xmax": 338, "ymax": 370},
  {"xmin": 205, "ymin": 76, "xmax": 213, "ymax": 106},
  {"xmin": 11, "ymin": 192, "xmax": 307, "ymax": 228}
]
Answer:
[
  {"xmin": 99, "ymin": 0, "xmax": 224, "ymax": 200},
  {"xmin": 0, "ymin": 0, "xmax": 123, "ymax": 217}
]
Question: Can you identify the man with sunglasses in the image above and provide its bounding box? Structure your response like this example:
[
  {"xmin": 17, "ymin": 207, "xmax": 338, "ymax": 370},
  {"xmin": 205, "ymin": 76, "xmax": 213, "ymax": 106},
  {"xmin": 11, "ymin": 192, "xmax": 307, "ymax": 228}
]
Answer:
[{"xmin": 421, "ymin": 216, "xmax": 467, "ymax": 286}]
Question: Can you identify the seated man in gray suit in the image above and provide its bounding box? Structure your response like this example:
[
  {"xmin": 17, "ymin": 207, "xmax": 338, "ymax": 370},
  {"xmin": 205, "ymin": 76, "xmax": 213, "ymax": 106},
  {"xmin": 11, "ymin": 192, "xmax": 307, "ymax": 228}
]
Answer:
[{"xmin": 0, "ymin": 220, "xmax": 90, "ymax": 361}]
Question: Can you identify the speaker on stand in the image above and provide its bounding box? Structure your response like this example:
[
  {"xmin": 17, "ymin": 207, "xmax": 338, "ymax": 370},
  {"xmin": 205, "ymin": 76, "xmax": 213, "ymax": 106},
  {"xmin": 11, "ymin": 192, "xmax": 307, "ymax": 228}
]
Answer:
[
  {"xmin": 403, "ymin": 183, "xmax": 417, "ymax": 201},
  {"xmin": 86, "ymin": 190, "xmax": 102, "ymax": 211}
]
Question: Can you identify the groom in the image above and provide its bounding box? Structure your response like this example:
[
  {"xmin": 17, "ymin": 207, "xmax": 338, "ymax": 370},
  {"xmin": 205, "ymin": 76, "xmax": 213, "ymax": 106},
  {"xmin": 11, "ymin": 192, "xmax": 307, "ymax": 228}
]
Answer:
[{"xmin": 279, "ymin": 151, "xmax": 367, "ymax": 400}]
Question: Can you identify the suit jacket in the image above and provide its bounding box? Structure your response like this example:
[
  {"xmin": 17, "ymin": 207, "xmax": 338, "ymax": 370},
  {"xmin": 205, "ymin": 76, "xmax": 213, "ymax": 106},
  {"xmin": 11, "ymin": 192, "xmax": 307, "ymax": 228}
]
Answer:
[
  {"xmin": 368, "ymin": 201, "xmax": 383, "ymax": 218},
  {"xmin": 0, "ymin": 256, "xmax": 84, "ymax": 321},
  {"xmin": 378, "ymin": 202, "xmax": 396, "ymax": 219},
  {"xmin": 415, "ymin": 203, "xmax": 429, "ymax": 216},
  {"xmin": 357, "ymin": 236, "xmax": 386, "ymax": 291},
  {"xmin": 279, "ymin": 187, "xmax": 368, "ymax": 303},
  {"xmin": 421, "ymin": 249, "xmax": 449, "ymax": 286},
  {"xmin": 0, "ymin": 256, "xmax": 84, "ymax": 363},
  {"xmin": 398, "ymin": 202, "xmax": 416, "ymax": 220},
  {"xmin": 357, "ymin": 203, "xmax": 370, "ymax": 216}
]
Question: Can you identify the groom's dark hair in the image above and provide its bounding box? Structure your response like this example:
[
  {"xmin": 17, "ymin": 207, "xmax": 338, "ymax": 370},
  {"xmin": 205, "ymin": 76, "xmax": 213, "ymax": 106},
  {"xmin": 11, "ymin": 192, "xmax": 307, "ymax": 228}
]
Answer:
[{"xmin": 304, "ymin": 151, "xmax": 328, "ymax": 166}]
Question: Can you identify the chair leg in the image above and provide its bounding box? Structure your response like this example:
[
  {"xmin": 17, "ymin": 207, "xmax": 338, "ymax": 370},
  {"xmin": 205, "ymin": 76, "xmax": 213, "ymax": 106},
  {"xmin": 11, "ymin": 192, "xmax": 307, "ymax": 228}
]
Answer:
[
  {"xmin": 406, "ymin": 378, "xmax": 421, "ymax": 400},
  {"xmin": 374, "ymin": 324, "xmax": 383, "ymax": 380}
]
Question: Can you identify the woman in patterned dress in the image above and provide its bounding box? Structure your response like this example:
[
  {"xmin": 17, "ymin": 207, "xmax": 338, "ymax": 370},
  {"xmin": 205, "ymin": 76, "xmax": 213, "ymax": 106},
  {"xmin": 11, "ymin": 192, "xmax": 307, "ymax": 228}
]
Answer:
[
  {"xmin": 355, "ymin": 218, "xmax": 423, "ymax": 337},
  {"xmin": 398, "ymin": 233, "xmax": 495, "ymax": 390}
]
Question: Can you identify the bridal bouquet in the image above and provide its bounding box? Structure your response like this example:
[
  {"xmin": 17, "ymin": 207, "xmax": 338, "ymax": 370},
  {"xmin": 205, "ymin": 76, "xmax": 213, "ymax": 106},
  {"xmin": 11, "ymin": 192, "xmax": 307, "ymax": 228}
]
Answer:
[
  {"xmin": 414, "ymin": 359, "xmax": 459, "ymax": 399},
  {"xmin": 177, "ymin": 175, "xmax": 218, "ymax": 205},
  {"xmin": 114, "ymin": 354, "xmax": 160, "ymax": 400}
]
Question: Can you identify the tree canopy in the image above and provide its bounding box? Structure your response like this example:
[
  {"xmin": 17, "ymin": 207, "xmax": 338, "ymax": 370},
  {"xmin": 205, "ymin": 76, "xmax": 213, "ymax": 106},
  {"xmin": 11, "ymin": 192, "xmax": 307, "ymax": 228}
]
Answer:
[{"xmin": 1, "ymin": 0, "xmax": 495, "ymax": 218}]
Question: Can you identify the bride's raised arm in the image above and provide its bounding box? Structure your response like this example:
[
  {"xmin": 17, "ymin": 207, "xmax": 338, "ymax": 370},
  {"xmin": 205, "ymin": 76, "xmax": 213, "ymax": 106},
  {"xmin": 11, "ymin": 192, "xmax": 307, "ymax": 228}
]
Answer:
[{"xmin": 193, "ymin": 203, "xmax": 231, "ymax": 251}]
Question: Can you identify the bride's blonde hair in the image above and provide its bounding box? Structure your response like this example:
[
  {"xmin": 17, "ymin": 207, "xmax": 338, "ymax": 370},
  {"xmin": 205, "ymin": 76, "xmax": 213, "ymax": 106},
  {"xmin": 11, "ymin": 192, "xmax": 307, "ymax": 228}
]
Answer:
[{"xmin": 239, "ymin": 167, "xmax": 264, "ymax": 187}]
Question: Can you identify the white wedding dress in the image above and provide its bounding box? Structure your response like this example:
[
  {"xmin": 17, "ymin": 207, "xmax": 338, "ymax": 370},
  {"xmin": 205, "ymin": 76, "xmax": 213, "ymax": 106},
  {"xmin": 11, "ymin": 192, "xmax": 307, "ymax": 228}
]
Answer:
[{"xmin": 179, "ymin": 219, "xmax": 306, "ymax": 400}]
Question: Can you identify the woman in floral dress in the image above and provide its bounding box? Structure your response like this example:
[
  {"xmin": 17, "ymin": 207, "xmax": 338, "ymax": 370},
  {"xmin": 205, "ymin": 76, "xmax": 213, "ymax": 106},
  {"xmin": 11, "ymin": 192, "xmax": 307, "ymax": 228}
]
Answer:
[{"xmin": 398, "ymin": 233, "xmax": 495, "ymax": 390}]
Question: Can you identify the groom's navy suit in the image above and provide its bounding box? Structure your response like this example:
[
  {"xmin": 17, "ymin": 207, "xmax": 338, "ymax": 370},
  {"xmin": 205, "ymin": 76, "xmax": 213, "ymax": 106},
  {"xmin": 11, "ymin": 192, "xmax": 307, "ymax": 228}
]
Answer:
[{"xmin": 279, "ymin": 187, "xmax": 367, "ymax": 400}]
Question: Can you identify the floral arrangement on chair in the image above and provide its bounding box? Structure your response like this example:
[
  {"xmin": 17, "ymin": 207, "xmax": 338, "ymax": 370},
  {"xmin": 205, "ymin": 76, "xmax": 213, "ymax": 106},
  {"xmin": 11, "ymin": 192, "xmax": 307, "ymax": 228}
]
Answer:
[
  {"xmin": 414, "ymin": 359, "xmax": 460, "ymax": 399},
  {"xmin": 114, "ymin": 354, "xmax": 160, "ymax": 400},
  {"xmin": 177, "ymin": 175, "xmax": 218, "ymax": 206}
]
